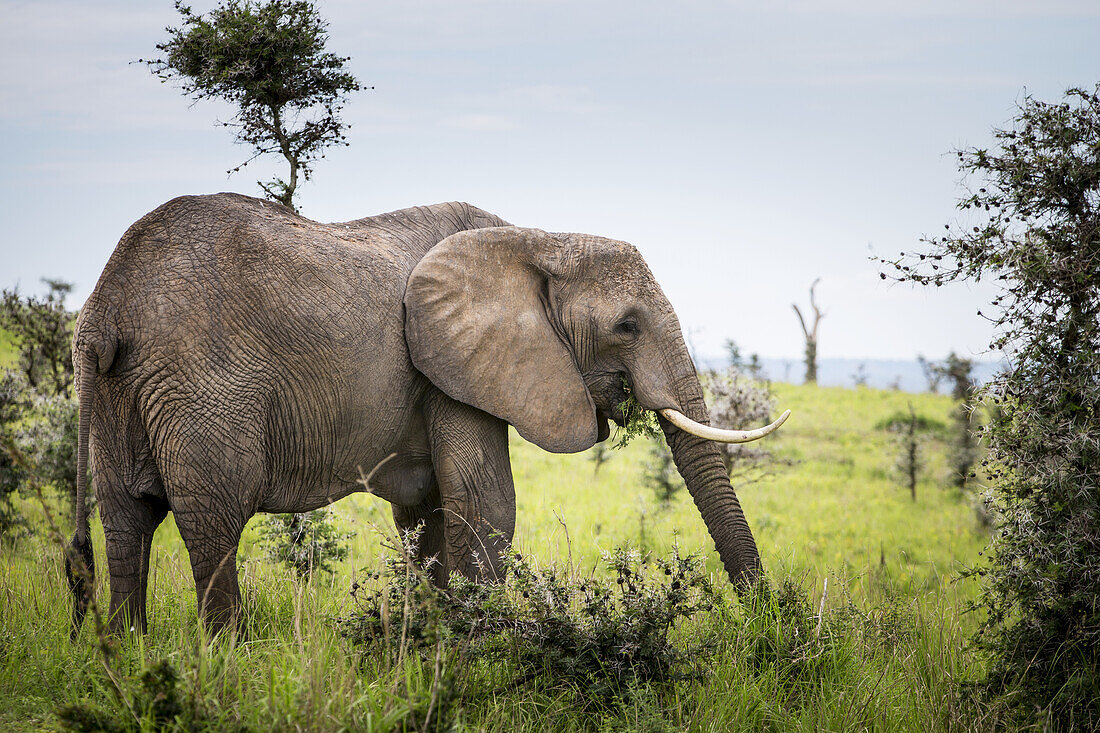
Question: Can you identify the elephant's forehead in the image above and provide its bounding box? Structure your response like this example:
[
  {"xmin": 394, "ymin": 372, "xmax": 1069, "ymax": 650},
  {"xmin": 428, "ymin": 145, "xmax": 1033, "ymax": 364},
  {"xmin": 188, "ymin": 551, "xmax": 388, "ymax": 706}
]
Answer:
[
  {"xmin": 569, "ymin": 239, "xmax": 652, "ymax": 279},
  {"xmin": 587, "ymin": 252, "xmax": 660, "ymax": 293},
  {"xmin": 566, "ymin": 268, "xmax": 672, "ymax": 316}
]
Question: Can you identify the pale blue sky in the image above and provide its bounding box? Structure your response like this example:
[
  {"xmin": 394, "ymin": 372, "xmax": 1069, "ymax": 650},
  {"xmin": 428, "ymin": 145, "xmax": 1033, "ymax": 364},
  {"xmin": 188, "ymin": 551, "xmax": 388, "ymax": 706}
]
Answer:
[{"xmin": 2, "ymin": 0, "xmax": 1098, "ymax": 361}]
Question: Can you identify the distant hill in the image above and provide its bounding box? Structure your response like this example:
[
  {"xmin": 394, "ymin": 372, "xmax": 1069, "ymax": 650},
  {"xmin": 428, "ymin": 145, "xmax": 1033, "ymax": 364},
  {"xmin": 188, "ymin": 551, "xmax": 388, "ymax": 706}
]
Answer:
[{"xmin": 695, "ymin": 355, "xmax": 1005, "ymax": 393}]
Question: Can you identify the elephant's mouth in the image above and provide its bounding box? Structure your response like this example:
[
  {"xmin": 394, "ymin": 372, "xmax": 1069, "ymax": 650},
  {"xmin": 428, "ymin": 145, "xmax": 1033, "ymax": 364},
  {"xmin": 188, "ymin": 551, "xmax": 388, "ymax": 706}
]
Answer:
[
  {"xmin": 596, "ymin": 410, "xmax": 612, "ymax": 442},
  {"xmin": 589, "ymin": 372, "xmax": 631, "ymax": 442}
]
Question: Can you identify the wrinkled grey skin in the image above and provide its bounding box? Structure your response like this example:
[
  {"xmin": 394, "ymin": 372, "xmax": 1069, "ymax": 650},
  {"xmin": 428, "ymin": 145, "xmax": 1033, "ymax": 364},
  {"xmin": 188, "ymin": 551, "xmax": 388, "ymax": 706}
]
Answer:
[{"xmin": 68, "ymin": 192, "xmax": 761, "ymax": 635}]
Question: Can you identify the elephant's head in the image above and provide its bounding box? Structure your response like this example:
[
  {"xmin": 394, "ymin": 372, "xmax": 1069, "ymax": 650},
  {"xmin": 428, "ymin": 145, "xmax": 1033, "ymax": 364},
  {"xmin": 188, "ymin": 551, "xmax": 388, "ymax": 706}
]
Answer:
[{"xmin": 404, "ymin": 226, "xmax": 787, "ymax": 587}]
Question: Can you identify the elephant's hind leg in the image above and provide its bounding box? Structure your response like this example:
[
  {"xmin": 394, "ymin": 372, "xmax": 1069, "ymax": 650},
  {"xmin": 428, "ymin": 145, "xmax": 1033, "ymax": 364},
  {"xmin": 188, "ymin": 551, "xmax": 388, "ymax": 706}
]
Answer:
[
  {"xmin": 90, "ymin": 385, "xmax": 170, "ymax": 634},
  {"xmin": 148, "ymin": 381, "xmax": 268, "ymax": 634},
  {"xmin": 174, "ymin": 507, "xmax": 247, "ymax": 635},
  {"xmin": 158, "ymin": 433, "xmax": 260, "ymax": 635},
  {"xmin": 100, "ymin": 490, "xmax": 169, "ymax": 634}
]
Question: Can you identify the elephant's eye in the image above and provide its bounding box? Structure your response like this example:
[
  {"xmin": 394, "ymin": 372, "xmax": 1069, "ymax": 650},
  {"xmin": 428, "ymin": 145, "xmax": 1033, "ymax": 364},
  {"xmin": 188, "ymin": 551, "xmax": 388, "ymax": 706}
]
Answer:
[{"xmin": 615, "ymin": 319, "xmax": 639, "ymax": 336}]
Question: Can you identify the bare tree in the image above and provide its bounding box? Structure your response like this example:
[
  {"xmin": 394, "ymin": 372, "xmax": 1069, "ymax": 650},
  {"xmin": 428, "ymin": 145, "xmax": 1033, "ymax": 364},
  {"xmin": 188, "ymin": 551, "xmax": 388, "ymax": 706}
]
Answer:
[{"xmin": 792, "ymin": 278, "xmax": 825, "ymax": 384}]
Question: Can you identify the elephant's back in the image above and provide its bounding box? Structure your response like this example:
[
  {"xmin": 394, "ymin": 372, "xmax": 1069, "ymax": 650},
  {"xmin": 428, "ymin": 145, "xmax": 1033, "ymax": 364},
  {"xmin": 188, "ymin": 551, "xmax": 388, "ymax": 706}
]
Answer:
[
  {"xmin": 82, "ymin": 193, "xmax": 415, "ymax": 433},
  {"xmin": 80, "ymin": 194, "xmax": 425, "ymax": 495},
  {"xmin": 89, "ymin": 194, "xmax": 404, "ymax": 350}
]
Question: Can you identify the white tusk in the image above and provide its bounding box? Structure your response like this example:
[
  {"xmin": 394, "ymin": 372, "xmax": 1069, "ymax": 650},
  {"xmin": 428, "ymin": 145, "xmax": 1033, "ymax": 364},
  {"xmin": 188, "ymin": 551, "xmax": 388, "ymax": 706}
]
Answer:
[{"xmin": 657, "ymin": 408, "xmax": 791, "ymax": 443}]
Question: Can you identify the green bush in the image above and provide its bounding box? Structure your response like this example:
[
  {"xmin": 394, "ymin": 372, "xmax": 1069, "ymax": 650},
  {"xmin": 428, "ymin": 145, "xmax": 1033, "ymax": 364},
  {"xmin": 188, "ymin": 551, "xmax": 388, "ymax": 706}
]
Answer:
[
  {"xmin": 0, "ymin": 369, "xmax": 30, "ymax": 537},
  {"xmin": 340, "ymin": 534, "xmax": 720, "ymax": 706},
  {"xmin": 887, "ymin": 85, "xmax": 1100, "ymax": 726},
  {"xmin": 257, "ymin": 508, "xmax": 351, "ymax": 578},
  {"xmin": 55, "ymin": 659, "xmax": 227, "ymax": 733}
]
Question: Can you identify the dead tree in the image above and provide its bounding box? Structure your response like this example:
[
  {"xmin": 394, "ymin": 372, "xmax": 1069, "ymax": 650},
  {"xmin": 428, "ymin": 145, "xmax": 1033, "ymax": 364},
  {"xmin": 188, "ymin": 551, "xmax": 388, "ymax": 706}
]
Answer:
[{"xmin": 792, "ymin": 278, "xmax": 825, "ymax": 384}]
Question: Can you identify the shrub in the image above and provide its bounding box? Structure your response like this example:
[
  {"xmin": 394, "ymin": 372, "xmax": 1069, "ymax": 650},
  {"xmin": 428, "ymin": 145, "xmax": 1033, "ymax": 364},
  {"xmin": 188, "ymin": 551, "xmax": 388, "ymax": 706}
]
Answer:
[
  {"xmin": 0, "ymin": 369, "xmax": 30, "ymax": 537},
  {"xmin": 0, "ymin": 279, "xmax": 75, "ymax": 397},
  {"xmin": 340, "ymin": 535, "xmax": 720, "ymax": 706},
  {"xmin": 875, "ymin": 405, "xmax": 945, "ymax": 501},
  {"xmin": 55, "ymin": 658, "xmax": 221, "ymax": 733},
  {"xmin": 885, "ymin": 85, "xmax": 1100, "ymax": 726},
  {"xmin": 20, "ymin": 390, "xmax": 80, "ymax": 500},
  {"xmin": 699, "ymin": 366, "xmax": 778, "ymax": 481},
  {"xmin": 258, "ymin": 508, "xmax": 351, "ymax": 578}
]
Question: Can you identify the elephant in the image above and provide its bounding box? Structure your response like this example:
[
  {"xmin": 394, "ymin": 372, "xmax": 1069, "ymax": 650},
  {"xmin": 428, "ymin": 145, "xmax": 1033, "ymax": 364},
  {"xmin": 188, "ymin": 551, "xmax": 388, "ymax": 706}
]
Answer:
[{"xmin": 65, "ymin": 192, "xmax": 788, "ymax": 636}]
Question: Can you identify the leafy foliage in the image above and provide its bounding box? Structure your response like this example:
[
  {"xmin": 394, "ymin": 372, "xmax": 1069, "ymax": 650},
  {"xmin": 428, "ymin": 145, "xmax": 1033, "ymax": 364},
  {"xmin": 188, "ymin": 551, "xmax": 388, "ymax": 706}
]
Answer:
[
  {"xmin": 0, "ymin": 370, "xmax": 30, "ymax": 537},
  {"xmin": 884, "ymin": 85, "xmax": 1100, "ymax": 725},
  {"xmin": 258, "ymin": 508, "xmax": 351, "ymax": 578},
  {"xmin": 0, "ymin": 279, "xmax": 74, "ymax": 397},
  {"xmin": 145, "ymin": 0, "xmax": 362, "ymax": 210},
  {"xmin": 341, "ymin": 535, "xmax": 720, "ymax": 705},
  {"xmin": 611, "ymin": 386, "xmax": 661, "ymax": 450}
]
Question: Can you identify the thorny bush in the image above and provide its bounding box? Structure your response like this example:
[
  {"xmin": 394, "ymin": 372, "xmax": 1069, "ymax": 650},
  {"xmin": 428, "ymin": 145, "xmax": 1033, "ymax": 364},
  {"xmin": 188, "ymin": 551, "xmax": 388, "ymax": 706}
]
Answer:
[
  {"xmin": 883, "ymin": 84, "xmax": 1100, "ymax": 727},
  {"xmin": 257, "ymin": 508, "xmax": 351, "ymax": 578},
  {"xmin": 339, "ymin": 531, "xmax": 720, "ymax": 705},
  {"xmin": 699, "ymin": 365, "xmax": 778, "ymax": 480}
]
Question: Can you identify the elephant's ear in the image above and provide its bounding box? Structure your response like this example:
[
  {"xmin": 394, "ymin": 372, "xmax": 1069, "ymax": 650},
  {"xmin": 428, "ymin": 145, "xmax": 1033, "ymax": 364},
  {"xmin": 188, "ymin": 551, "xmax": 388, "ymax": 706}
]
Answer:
[{"xmin": 405, "ymin": 226, "xmax": 598, "ymax": 453}]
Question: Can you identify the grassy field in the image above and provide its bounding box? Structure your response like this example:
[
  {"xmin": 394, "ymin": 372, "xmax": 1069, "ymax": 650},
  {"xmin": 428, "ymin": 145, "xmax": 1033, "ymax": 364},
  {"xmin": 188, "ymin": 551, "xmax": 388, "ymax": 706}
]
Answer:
[{"xmin": 0, "ymin": 376, "xmax": 1004, "ymax": 731}]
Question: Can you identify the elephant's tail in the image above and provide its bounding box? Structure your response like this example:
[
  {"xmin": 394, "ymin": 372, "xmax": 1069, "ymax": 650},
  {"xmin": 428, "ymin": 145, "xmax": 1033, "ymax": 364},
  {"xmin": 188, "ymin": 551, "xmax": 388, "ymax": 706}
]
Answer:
[{"xmin": 66, "ymin": 343, "xmax": 104, "ymax": 639}]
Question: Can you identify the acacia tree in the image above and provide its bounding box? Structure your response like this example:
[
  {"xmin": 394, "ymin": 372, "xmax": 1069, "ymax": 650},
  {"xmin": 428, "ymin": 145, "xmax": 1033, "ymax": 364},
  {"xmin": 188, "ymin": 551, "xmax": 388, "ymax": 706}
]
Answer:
[
  {"xmin": 146, "ymin": 0, "xmax": 362, "ymax": 211},
  {"xmin": 792, "ymin": 278, "xmax": 824, "ymax": 384},
  {"xmin": 917, "ymin": 354, "xmax": 944, "ymax": 393},
  {"xmin": 884, "ymin": 86, "xmax": 1100, "ymax": 725},
  {"xmin": 875, "ymin": 404, "xmax": 943, "ymax": 502}
]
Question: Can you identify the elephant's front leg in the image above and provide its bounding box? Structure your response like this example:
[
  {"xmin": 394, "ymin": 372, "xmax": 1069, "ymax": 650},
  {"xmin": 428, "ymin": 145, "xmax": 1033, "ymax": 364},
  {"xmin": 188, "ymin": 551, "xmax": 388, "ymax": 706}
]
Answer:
[{"xmin": 424, "ymin": 392, "xmax": 515, "ymax": 582}]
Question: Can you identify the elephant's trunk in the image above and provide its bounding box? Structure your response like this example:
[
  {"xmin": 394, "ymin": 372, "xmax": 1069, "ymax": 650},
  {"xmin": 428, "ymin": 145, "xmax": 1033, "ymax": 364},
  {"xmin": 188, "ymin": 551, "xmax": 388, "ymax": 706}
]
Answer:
[{"xmin": 657, "ymin": 349, "xmax": 764, "ymax": 589}]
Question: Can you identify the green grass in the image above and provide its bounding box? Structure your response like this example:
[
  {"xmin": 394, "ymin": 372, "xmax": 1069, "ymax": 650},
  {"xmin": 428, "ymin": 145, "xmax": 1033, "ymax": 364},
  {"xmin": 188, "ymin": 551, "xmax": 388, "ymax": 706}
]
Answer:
[{"xmin": 0, "ymin": 383, "xmax": 1007, "ymax": 731}]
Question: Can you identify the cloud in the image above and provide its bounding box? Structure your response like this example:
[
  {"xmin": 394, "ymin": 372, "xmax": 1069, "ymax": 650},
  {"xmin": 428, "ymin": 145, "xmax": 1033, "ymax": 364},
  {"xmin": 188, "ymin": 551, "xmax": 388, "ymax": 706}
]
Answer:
[
  {"xmin": 0, "ymin": 1, "xmax": 223, "ymax": 132},
  {"xmin": 505, "ymin": 84, "xmax": 605, "ymax": 115},
  {"xmin": 742, "ymin": 0, "xmax": 1100, "ymax": 17},
  {"xmin": 437, "ymin": 113, "xmax": 519, "ymax": 131}
]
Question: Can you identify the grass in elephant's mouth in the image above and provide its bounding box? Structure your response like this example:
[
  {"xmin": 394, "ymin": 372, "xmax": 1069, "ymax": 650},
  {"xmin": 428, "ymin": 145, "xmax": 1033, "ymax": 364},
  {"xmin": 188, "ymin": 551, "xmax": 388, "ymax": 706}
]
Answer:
[
  {"xmin": 1, "ymin": 382, "xmax": 1011, "ymax": 731},
  {"xmin": 612, "ymin": 382, "xmax": 661, "ymax": 449}
]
